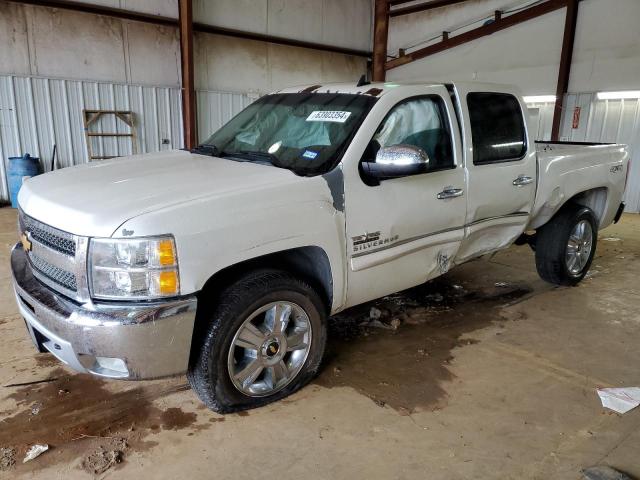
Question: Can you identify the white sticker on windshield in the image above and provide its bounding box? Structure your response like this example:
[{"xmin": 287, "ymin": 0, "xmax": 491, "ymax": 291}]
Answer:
[{"xmin": 306, "ymin": 111, "xmax": 352, "ymax": 123}]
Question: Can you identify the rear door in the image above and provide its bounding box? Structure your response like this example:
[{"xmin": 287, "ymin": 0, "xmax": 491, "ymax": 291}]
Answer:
[{"xmin": 453, "ymin": 84, "xmax": 537, "ymax": 262}]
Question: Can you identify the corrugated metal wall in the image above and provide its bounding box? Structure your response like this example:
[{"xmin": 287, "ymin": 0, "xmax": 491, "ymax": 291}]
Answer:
[
  {"xmin": 0, "ymin": 75, "xmax": 183, "ymax": 201},
  {"xmin": 0, "ymin": 74, "xmax": 253, "ymax": 203},
  {"xmin": 528, "ymin": 94, "xmax": 640, "ymax": 213},
  {"xmin": 196, "ymin": 89, "xmax": 254, "ymax": 144}
]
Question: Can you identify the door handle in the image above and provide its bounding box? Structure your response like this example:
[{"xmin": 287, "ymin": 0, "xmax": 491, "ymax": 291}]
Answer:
[
  {"xmin": 437, "ymin": 186, "xmax": 464, "ymax": 200},
  {"xmin": 513, "ymin": 175, "xmax": 534, "ymax": 187}
]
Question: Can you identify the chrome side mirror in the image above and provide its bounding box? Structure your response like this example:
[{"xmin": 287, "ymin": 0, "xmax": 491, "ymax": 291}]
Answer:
[{"xmin": 362, "ymin": 145, "xmax": 430, "ymax": 180}]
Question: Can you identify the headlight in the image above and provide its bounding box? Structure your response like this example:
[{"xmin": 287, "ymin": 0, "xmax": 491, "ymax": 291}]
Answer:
[{"xmin": 89, "ymin": 236, "xmax": 180, "ymax": 300}]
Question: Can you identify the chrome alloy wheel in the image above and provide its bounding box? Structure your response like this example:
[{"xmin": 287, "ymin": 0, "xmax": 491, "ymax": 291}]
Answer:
[
  {"xmin": 565, "ymin": 219, "xmax": 594, "ymax": 275},
  {"xmin": 227, "ymin": 301, "xmax": 312, "ymax": 397}
]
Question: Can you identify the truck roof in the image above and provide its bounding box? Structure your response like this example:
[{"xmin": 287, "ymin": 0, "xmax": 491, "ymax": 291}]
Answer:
[
  {"xmin": 275, "ymin": 81, "xmax": 521, "ymax": 97},
  {"xmin": 275, "ymin": 82, "xmax": 439, "ymax": 97}
]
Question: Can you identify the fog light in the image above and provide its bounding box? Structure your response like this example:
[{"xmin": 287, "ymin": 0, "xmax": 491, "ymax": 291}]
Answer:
[{"xmin": 95, "ymin": 356, "xmax": 128, "ymax": 375}]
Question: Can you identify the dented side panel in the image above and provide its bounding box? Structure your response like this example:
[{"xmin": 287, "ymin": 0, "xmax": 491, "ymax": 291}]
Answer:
[{"xmin": 530, "ymin": 143, "xmax": 629, "ymax": 229}]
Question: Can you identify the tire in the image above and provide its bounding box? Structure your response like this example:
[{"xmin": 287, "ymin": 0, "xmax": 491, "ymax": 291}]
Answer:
[
  {"xmin": 535, "ymin": 205, "xmax": 598, "ymax": 286},
  {"xmin": 187, "ymin": 269, "xmax": 327, "ymax": 413}
]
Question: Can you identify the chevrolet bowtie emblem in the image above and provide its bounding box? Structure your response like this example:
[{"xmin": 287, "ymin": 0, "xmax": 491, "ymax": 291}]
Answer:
[{"xmin": 21, "ymin": 232, "xmax": 32, "ymax": 252}]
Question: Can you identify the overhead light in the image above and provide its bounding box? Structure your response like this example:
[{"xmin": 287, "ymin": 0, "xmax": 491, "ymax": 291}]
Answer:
[
  {"xmin": 597, "ymin": 91, "xmax": 640, "ymax": 100},
  {"xmin": 523, "ymin": 95, "xmax": 556, "ymax": 103}
]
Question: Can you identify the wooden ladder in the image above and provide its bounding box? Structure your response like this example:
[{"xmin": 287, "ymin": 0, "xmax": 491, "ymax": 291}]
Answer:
[{"xmin": 83, "ymin": 110, "xmax": 136, "ymax": 161}]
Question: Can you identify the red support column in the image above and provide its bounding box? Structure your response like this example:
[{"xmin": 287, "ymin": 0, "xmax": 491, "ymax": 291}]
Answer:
[
  {"xmin": 551, "ymin": 0, "xmax": 579, "ymax": 141},
  {"xmin": 178, "ymin": 0, "xmax": 196, "ymax": 150},
  {"xmin": 372, "ymin": 0, "xmax": 389, "ymax": 82}
]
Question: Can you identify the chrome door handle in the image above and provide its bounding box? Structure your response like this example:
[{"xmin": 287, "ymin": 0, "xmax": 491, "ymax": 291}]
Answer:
[
  {"xmin": 437, "ymin": 186, "xmax": 464, "ymax": 200},
  {"xmin": 513, "ymin": 175, "xmax": 534, "ymax": 186}
]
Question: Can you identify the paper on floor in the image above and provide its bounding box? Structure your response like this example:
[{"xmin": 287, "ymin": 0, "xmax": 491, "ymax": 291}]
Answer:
[
  {"xmin": 23, "ymin": 444, "xmax": 48, "ymax": 463},
  {"xmin": 597, "ymin": 387, "xmax": 640, "ymax": 414}
]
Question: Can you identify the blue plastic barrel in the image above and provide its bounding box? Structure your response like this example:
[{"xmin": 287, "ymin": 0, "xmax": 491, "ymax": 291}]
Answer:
[{"xmin": 8, "ymin": 154, "xmax": 40, "ymax": 208}]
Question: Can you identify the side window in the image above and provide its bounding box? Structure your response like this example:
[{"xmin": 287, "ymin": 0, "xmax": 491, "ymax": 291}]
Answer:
[
  {"xmin": 467, "ymin": 93, "xmax": 527, "ymax": 164},
  {"xmin": 372, "ymin": 96, "xmax": 454, "ymax": 171}
]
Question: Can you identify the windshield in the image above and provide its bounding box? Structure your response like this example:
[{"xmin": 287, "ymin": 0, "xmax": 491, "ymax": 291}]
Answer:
[{"xmin": 200, "ymin": 93, "xmax": 377, "ymax": 176}]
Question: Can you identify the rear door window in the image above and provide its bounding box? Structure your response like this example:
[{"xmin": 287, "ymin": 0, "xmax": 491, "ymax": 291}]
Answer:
[{"xmin": 467, "ymin": 93, "xmax": 527, "ymax": 164}]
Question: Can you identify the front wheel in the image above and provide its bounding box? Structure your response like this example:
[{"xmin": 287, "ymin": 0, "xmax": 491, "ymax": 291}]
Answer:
[
  {"xmin": 187, "ymin": 269, "xmax": 327, "ymax": 413},
  {"xmin": 535, "ymin": 205, "xmax": 598, "ymax": 286}
]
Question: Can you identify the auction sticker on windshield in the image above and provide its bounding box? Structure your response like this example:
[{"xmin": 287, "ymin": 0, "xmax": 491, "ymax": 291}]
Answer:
[{"xmin": 306, "ymin": 111, "xmax": 352, "ymax": 123}]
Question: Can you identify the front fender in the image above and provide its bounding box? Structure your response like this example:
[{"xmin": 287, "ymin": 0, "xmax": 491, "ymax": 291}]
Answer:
[{"xmin": 114, "ymin": 175, "xmax": 347, "ymax": 312}]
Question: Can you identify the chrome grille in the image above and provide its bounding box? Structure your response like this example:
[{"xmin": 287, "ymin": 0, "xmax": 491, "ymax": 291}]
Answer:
[
  {"xmin": 29, "ymin": 253, "xmax": 78, "ymax": 291},
  {"xmin": 20, "ymin": 212, "xmax": 76, "ymax": 256},
  {"xmin": 18, "ymin": 209, "xmax": 83, "ymax": 298}
]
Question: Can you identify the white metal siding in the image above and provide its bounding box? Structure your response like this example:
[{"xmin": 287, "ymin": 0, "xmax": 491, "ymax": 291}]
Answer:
[
  {"xmin": 196, "ymin": 89, "xmax": 254, "ymax": 143},
  {"xmin": 0, "ymin": 74, "xmax": 254, "ymax": 202},
  {"xmin": 0, "ymin": 75, "xmax": 184, "ymax": 201},
  {"xmin": 529, "ymin": 93, "xmax": 640, "ymax": 213}
]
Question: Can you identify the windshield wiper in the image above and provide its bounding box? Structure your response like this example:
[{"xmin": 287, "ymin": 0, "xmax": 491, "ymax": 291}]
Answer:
[
  {"xmin": 190, "ymin": 144, "xmax": 221, "ymax": 156},
  {"xmin": 226, "ymin": 150, "xmax": 280, "ymax": 165}
]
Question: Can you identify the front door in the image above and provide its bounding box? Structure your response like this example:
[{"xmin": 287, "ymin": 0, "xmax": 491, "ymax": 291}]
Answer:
[{"xmin": 342, "ymin": 86, "xmax": 467, "ymax": 308}]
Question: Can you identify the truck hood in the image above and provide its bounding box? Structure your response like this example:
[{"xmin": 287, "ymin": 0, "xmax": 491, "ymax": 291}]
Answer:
[{"xmin": 18, "ymin": 150, "xmax": 306, "ymax": 237}]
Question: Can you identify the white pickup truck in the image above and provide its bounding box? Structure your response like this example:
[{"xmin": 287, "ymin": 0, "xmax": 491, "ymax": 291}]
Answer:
[{"xmin": 12, "ymin": 81, "xmax": 629, "ymax": 412}]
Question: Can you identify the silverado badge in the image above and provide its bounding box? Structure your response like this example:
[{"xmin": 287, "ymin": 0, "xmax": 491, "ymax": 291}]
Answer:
[
  {"xmin": 352, "ymin": 231, "xmax": 400, "ymax": 253},
  {"xmin": 21, "ymin": 232, "xmax": 32, "ymax": 252}
]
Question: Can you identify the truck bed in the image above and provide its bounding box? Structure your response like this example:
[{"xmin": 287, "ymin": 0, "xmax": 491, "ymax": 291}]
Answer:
[{"xmin": 529, "ymin": 142, "xmax": 629, "ymax": 230}]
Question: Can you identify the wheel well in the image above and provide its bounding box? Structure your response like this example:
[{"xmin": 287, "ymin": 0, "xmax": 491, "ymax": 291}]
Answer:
[
  {"xmin": 567, "ymin": 187, "xmax": 608, "ymax": 226},
  {"xmin": 197, "ymin": 246, "xmax": 333, "ymax": 314}
]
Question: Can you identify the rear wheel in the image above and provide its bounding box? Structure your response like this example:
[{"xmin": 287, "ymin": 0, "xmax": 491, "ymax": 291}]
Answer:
[
  {"xmin": 188, "ymin": 269, "xmax": 327, "ymax": 413},
  {"xmin": 535, "ymin": 205, "xmax": 598, "ymax": 286}
]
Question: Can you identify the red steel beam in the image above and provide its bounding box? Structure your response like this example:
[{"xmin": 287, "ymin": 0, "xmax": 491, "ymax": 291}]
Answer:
[
  {"xmin": 8, "ymin": 0, "xmax": 371, "ymax": 58},
  {"xmin": 178, "ymin": 0, "xmax": 196, "ymax": 150},
  {"xmin": 390, "ymin": 0, "xmax": 474, "ymax": 17},
  {"xmin": 193, "ymin": 23, "xmax": 372, "ymax": 58},
  {"xmin": 551, "ymin": 0, "xmax": 579, "ymax": 141},
  {"xmin": 8, "ymin": 0, "xmax": 177, "ymax": 25},
  {"xmin": 372, "ymin": 0, "xmax": 390, "ymax": 81},
  {"xmin": 386, "ymin": 0, "xmax": 568, "ymax": 70}
]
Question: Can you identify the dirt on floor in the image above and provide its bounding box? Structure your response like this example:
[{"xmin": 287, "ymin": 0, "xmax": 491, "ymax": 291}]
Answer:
[
  {"xmin": 318, "ymin": 278, "xmax": 533, "ymax": 413},
  {"xmin": 0, "ymin": 209, "xmax": 639, "ymax": 479}
]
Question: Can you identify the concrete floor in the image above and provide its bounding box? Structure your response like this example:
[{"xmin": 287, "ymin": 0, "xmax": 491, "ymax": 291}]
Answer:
[{"xmin": 0, "ymin": 207, "xmax": 639, "ymax": 479}]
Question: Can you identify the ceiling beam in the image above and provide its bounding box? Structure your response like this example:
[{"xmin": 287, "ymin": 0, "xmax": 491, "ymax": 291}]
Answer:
[
  {"xmin": 9, "ymin": 0, "xmax": 177, "ymax": 25},
  {"xmin": 390, "ymin": 0, "xmax": 474, "ymax": 18},
  {"xmin": 9, "ymin": 0, "xmax": 372, "ymax": 58},
  {"xmin": 551, "ymin": 0, "xmax": 579, "ymax": 141},
  {"xmin": 193, "ymin": 23, "xmax": 371, "ymax": 58},
  {"xmin": 386, "ymin": 0, "xmax": 567, "ymax": 70}
]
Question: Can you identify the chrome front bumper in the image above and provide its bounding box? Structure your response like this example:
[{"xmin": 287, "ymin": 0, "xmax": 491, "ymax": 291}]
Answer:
[{"xmin": 11, "ymin": 245, "xmax": 197, "ymax": 380}]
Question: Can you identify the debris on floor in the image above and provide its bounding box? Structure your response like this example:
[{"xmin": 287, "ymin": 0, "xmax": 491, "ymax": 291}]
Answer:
[
  {"xmin": 360, "ymin": 319, "xmax": 398, "ymax": 330},
  {"xmin": 597, "ymin": 387, "xmax": 640, "ymax": 414},
  {"xmin": 424, "ymin": 293, "xmax": 444, "ymax": 302},
  {"xmin": 369, "ymin": 307, "xmax": 382, "ymax": 320},
  {"xmin": 0, "ymin": 447, "xmax": 16, "ymax": 471},
  {"xmin": 601, "ymin": 237, "xmax": 622, "ymax": 242},
  {"xmin": 360, "ymin": 307, "xmax": 402, "ymax": 330},
  {"xmin": 31, "ymin": 402, "xmax": 42, "ymax": 415},
  {"xmin": 494, "ymin": 282, "xmax": 510, "ymax": 288},
  {"xmin": 23, "ymin": 444, "xmax": 49, "ymax": 463},
  {"xmin": 81, "ymin": 437, "xmax": 128, "ymax": 475},
  {"xmin": 582, "ymin": 465, "xmax": 635, "ymax": 480}
]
